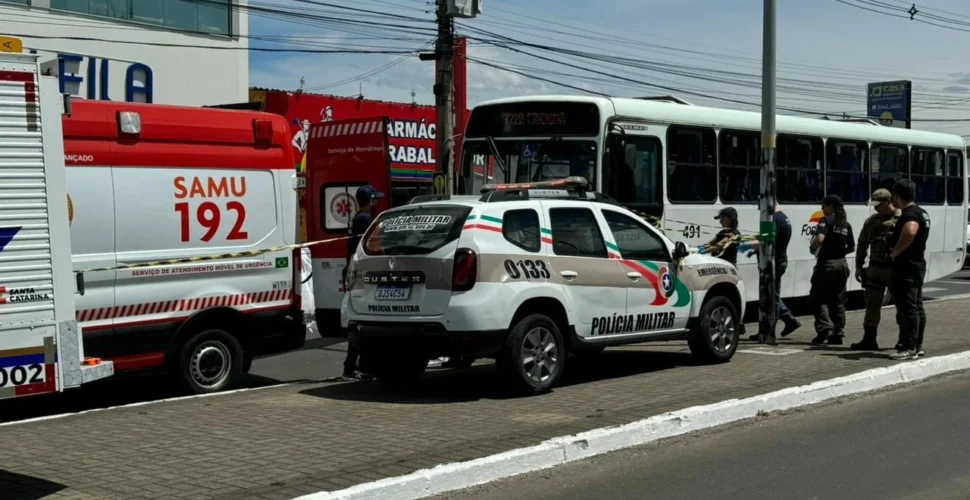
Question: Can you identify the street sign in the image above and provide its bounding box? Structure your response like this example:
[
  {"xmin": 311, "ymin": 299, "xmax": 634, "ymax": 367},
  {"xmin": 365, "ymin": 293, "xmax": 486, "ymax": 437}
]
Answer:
[
  {"xmin": 0, "ymin": 36, "xmax": 23, "ymax": 53},
  {"xmin": 433, "ymin": 173, "xmax": 447, "ymax": 195}
]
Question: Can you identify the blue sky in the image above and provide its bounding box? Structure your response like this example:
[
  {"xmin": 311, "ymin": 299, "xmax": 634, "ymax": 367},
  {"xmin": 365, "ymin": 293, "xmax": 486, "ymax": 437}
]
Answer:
[{"xmin": 248, "ymin": 0, "xmax": 970, "ymax": 136}]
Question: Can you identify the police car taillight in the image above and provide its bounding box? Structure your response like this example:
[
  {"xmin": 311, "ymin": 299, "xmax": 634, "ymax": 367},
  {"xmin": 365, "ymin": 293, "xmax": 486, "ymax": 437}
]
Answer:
[
  {"xmin": 452, "ymin": 248, "xmax": 477, "ymax": 292},
  {"xmin": 254, "ymin": 119, "xmax": 273, "ymax": 143}
]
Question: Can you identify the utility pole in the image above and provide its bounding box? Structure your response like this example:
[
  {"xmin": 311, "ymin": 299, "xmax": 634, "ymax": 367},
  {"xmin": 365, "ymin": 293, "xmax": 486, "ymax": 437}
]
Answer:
[
  {"xmin": 435, "ymin": 0, "xmax": 455, "ymax": 195},
  {"xmin": 758, "ymin": 0, "xmax": 778, "ymax": 345},
  {"xmin": 420, "ymin": 1, "xmax": 479, "ymax": 195}
]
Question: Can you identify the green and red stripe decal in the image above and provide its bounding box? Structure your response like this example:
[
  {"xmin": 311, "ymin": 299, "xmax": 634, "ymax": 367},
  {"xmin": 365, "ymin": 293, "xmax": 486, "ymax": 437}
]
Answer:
[
  {"xmin": 464, "ymin": 214, "xmax": 554, "ymax": 244},
  {"xmin": 607, "ymin": 243, "xmax": 690, "ymax": 307}
]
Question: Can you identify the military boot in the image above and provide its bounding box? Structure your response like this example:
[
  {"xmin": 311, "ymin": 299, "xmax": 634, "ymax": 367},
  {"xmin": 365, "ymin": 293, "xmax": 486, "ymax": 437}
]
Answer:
[{"xmin": 850, "ymin": 326, "xmax": 880, "ymax": 351}]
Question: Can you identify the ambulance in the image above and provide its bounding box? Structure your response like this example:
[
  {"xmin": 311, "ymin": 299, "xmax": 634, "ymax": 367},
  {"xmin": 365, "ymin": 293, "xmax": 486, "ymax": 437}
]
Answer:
[
  {"xmin": 63, "ymin": 94, "xmax": 305, "ymax": 394},
  {"xmin": 0, "ymin": 48, "xmax": 113, "ymax": 400}
]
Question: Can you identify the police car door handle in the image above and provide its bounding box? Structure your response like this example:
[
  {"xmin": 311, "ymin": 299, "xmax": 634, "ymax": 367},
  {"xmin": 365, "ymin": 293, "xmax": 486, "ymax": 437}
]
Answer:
[
  {"xmin": 626, "ymin": 271, "xmax": 641, "ymax": 281},
  {"xmin": 560, "ymin": 270, "xmax": 578, "ymax": 280}
]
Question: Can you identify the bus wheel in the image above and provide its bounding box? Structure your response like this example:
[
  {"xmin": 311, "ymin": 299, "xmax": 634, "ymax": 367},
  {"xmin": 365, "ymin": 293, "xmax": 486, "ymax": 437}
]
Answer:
[{"xmin": 178, "ymin": 328, "xmax": 244, "ymax": 394}]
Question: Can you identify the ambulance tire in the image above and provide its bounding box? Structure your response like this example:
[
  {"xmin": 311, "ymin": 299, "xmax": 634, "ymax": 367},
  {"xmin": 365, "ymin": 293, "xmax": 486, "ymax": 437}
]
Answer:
[
  {"xmin": 498, "ymin": 314, "xmax": 565, "ymax": 396},
  {"xmin": 177, "ymin": 328, "xmax": 244, "ymax": 395},
  {"xmin": 688, "ymin": 295, "xmax": 740, "ymax": 364}
]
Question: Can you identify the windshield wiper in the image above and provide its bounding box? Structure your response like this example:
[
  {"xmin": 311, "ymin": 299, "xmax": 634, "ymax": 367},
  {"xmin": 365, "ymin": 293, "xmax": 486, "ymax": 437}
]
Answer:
[{"xmin": 485, "ymin": 136, "xmax": 508, "ymax": 178}]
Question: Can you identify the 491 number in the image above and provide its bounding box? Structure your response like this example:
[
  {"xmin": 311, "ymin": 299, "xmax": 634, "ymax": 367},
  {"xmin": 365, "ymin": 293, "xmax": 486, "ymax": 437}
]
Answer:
[{"xmin": 0, "ymin": 364, "xmax": 44, "ymax": 389}]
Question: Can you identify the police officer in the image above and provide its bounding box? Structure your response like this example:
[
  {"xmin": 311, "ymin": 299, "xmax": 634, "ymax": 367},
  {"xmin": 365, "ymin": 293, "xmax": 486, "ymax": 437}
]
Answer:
[
  {"xmin": 887, "ymin": 180, "xmax": 930, "ymax": 360},
  {"xmin": 809, "ymin": 194, "xmax": 855, "ymax": 345},
  {"xmin": 850, "ymin": 189, "xmax": 900, "ymax": 351},
  {"xmin": 706, "ymin": 207, "xmax": 741, "ymax": 265}
]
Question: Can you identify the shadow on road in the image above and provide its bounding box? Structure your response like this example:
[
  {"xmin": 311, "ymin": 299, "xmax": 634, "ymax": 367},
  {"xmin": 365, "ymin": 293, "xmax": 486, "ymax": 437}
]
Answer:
[
  {"xmin": 0, "ymin": 371, "xmax": 287, "ymax": 424},
  {"xmin": 300, "ymin": 349, "xmax": 698, "ymax": 404},
  {"xmin": 0, "ymin": 470, "xmax": 67, "ymax": 499}
]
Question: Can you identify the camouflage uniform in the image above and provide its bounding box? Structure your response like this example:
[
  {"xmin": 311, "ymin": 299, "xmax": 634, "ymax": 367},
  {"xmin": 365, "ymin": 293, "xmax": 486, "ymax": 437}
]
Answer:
[{"xmin": 854, "ymin": 191, "xmax": 900, "ymax": 345}]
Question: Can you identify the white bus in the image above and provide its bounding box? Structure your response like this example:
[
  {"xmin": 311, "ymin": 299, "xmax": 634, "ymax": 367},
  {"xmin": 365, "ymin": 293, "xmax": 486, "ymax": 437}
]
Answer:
[{"xmin": 457, "ymin": 95, "xmax": 968, "ymax": 303}]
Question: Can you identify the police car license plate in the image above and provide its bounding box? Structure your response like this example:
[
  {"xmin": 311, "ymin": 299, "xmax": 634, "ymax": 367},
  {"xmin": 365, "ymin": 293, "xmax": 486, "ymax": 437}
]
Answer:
[{"xmin": 376, "ymin": 285, "xmax": 410, "ymax": 300}]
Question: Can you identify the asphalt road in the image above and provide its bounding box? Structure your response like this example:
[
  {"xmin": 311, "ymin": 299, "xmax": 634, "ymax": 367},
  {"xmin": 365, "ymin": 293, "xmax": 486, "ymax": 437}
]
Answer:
[
  {"xmin": 2, "ymin": 269, "xmax": 970, "ymax": 424},
  {"xmin": 437, "ymin": 372, "xmax": 970, "ymax": 500}
]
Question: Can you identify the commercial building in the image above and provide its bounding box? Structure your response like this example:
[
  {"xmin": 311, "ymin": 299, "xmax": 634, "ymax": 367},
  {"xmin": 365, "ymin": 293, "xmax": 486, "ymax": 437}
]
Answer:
[{"xmin": 0, "ymin": 0, "xmax": 249, "ymax": 106}]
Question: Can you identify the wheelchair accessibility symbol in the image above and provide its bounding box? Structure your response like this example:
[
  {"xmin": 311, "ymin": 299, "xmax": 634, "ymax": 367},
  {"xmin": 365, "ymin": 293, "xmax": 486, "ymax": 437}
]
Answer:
[{"xmin": 522, "ymin": 144, "xmax": 535, "ymax": 159}]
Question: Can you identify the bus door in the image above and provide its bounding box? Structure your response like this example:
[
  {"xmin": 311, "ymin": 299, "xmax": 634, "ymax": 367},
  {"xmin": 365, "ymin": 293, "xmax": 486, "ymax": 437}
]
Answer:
[
  {"xmin": 604, "ymin": 123, "xmax": 665, "ymax": 222},
  {"xmin": 304, "ymin": 117, "xmax": 392, "ymax": 336}
]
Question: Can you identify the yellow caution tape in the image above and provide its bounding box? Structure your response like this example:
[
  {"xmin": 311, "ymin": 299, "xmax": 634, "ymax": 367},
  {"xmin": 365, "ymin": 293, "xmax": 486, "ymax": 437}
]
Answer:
[{"xmin": 76, "ymin": 236, "xmax": 350, "ymax": 274}]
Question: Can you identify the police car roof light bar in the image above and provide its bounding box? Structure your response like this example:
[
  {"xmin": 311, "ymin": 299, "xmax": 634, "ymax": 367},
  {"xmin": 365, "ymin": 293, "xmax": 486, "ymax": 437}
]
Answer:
[{"xmin": 479, "ymin": 176, "xmax": 591, "ymax": 194}]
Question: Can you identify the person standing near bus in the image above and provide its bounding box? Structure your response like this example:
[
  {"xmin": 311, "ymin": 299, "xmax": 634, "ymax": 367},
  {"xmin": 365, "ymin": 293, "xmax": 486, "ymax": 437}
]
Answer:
[
  {"xmin": 744, "ymin": 203, "xmax": 801, "ymax": 340},
  {"xmin": 705, "ymin": 207, "xmax": 741, "ymax": 265},
  {"xmin": 809, "ymin": 195, "xmax": 855, "ymax": 345},
  {"xmin": 850, "ymin": 189, "xmax": 899, "ymax": 351},
  {"xmin": 342, "ymin": 185, "xmax": 380, "ymax": 381},
  {"xmin": 887, "ymin": 180, "xmax": 930, "ymax": 360}
]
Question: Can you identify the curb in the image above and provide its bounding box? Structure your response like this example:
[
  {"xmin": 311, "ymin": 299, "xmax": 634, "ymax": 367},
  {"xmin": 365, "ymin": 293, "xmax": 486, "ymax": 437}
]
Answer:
[{"xmin": 293, "ymin": 349, "xmax": 970, "ymax": 500}]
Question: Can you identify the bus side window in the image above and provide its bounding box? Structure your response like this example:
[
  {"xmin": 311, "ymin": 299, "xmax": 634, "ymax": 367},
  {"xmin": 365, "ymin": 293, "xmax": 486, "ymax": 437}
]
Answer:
[
  {"xmin": 719, "ymin": 130, "xmax": 760, "ymax": 204},
  {"xmin": 871, "ymin": 143, "xmax": 908, "ymax": 193},
  {"xmin": 776, "ymin": 135, "xmax": 823, "ymax": 203},
  {"xmin": 666, "ymin": 126, "xmax": 716, "ymax": 204},
  {"xmin": 946, "ymin": 151, "xmax": 963, "ymax": 206},
  {"xmin": 911, "ymin": 148, "xmax": 945, "ymax": 205},
  {"xmin": 825, "ymin": 139, "xmax": 868, "ymax": 203}
]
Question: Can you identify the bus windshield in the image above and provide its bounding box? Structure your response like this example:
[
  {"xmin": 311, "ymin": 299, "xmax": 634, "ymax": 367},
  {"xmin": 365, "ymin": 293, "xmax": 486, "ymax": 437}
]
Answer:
[{"xmin": 462, "ymin": 140, "xmax": 597, "ymax": 192}]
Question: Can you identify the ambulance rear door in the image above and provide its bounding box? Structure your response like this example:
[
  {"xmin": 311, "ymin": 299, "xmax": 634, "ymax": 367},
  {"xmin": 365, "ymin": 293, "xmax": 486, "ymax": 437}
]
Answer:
[{"xmin": 304, "ymin": 117, "xmax": 391, "ymax": 336}]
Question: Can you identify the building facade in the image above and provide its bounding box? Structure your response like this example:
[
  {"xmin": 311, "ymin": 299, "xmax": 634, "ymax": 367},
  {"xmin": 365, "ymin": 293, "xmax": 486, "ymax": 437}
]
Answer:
[{"xmin": 0, "ymin": 0, "xmax": 249, "ymax": 106}]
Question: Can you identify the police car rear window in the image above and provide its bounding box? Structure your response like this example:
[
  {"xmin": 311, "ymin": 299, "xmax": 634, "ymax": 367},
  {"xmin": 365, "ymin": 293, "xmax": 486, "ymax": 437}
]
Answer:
[{"xmin": 362, "ymin": 205, "xmax": 472, "ymax": 255}]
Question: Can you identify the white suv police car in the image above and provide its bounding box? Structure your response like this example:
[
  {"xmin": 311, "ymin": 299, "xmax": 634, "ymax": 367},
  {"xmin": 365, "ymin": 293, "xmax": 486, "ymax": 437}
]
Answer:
[{"xmin": 341, "ymin": 177, "xmax": 745, "ymax": 394}]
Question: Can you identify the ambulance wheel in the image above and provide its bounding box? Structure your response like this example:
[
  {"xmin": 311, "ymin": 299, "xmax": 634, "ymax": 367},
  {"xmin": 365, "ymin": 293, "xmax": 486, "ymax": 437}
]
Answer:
[
  {"xmin": 688, "ymin": 296, "xmax": 739, "ymax": 364},
  {"xmin": 371, "ymin": 353, "xmax": 428, "ymax": 385},
  {"xmin": 498, "ymin": 314, "xmax": 565, "ymax": 395},
  {"xmin": 178, "ymin": 328, "xmax": 244, "ymax": 394}
]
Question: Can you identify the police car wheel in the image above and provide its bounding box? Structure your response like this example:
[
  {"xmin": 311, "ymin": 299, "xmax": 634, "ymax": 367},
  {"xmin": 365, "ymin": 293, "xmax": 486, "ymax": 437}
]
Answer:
[
  {"xmin": 688, "ymin": 296, "xmax": 740, "ymax": 364},
  {"xmin": 498, "ymin": 314, "xmax": 565, "ymax": 395},
  {"xmin": 371, "ymin": 353, "xmax": 429, "ymax": 385},
  {"xmin": 178, "ymin": 328, "xmax": 244, "ymax": 395}
]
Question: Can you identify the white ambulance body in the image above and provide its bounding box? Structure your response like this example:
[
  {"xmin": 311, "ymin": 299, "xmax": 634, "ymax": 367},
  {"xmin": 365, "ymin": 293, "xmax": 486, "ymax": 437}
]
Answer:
[
  {"xmin": 63, "ymin": 94, "xmax": 305, "ymax": 394},
  {"xmin": 0, "ymin": 51, "xmax": 113, "ymax": 400}
]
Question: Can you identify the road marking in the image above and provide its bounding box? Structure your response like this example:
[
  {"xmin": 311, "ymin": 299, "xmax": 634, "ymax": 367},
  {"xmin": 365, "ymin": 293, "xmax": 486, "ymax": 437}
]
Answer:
[
  {"xmin": 930, "ymin": 280, "xmax": 970, "ymax": 286},
  {"xmin": 0, "ymin": 377, "xmax": 341, "ymax": 428},
  {"xmin": 923, "ymin": 287, "xmax": 946, "ymax": 293},
  {"xmin": 738, "ymin": 347, "xmax": 802, "ymax": 356}
]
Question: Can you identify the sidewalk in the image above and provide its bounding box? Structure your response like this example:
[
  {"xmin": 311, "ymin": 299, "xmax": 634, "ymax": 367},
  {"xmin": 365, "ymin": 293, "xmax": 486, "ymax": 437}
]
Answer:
[{"xmin": 4, "ymin": 299, "xmax": 970, "ymax": 500}]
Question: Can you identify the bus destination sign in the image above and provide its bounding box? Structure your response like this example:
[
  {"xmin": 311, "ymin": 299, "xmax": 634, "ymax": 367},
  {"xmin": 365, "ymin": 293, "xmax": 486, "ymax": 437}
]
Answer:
[{"xmin": 465, "ymin": 102, "xmax": 600, "ymax": 138}]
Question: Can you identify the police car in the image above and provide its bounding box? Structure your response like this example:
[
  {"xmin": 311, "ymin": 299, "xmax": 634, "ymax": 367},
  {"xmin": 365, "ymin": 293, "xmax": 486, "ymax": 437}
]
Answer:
[{"xmin": 341, "ymin": 177, "xmax": 745, "ymax": 394}]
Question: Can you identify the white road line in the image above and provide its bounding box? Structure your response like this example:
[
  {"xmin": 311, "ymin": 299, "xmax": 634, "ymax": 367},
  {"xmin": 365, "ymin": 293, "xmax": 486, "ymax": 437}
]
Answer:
[
  {"xmin": 0, "ymin": 377, "xmax": 342, "ymax": 428},
  {"xmin": 930, "ymin": 281, "xmax": 970, "ymax": 286},
  {"xmin": 922, "ymin": 287, "xmax": 946, "ymax": 294},
  {"xmin": 738, "ymin": 347, "xmax": 802, "ymax": 356}
]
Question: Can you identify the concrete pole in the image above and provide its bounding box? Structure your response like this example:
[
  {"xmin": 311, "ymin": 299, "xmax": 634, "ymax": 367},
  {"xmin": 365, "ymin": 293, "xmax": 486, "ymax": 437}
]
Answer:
[{"xmin": 758, "ymin": 0, "xmax": 778, "ymax": 344}]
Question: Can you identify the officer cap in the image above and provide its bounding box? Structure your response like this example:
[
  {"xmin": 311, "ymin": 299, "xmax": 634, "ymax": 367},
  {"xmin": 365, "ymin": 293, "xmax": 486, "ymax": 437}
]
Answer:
[
  {"xmin": 869, "ymin": 188, "xmax": 892, "ymax": 206},
  {"xmin": 714, "ymin": 207, "xmax": 738, "ymax": 221}
]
